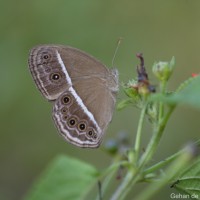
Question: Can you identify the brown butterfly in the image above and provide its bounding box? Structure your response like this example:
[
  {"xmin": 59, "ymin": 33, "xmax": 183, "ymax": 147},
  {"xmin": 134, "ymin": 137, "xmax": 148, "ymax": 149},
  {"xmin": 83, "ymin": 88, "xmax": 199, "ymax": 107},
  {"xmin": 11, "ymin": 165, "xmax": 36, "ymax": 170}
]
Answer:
[{"xmin": 28, "ymin": 45, "xmax": 118, "ymax": 148}]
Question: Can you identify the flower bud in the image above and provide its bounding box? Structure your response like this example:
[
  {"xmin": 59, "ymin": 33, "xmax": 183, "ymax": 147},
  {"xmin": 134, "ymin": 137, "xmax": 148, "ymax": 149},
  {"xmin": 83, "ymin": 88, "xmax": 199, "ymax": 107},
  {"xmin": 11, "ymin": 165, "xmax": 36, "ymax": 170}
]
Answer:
[
  {"xmin": 138, "ymin": 83, "xmax": 151, "ymax": 97},
  {"xmin": 123, "ymin": 80, "xmax": 139, "ymax": 98},
  {"xmin": 152, "ymin": 56, "xmax": 175, "ymax": 82},
  {"xmin": 192, "ymin": 73, "xmax": 199, "ymax": 77}
]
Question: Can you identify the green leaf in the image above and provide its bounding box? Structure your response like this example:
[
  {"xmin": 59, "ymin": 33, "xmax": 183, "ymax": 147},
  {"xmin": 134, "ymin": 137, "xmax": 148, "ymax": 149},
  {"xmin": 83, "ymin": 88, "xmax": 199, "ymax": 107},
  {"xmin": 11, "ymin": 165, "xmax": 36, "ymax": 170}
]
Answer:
[
  {"xmin": 117, "ymin": 99, "xmax": 134, "ymax": 110},
  {"xmin": 173, "ymin": 157, "xmax": 200, "ymax": 199},
  {"xmin": 123, "ymin": 86, "xmax": 138, "ymax": 99},
  {"xmin": 24, "ymin": 155, "xmax": 99, "ymax": 200},
  {"xmin": 171, "ymin": 76, "xmax": 200, "ymax": 108},
  {"xmin": 151, "ymin": 76, "xmax": 200, "ymax": 109}
]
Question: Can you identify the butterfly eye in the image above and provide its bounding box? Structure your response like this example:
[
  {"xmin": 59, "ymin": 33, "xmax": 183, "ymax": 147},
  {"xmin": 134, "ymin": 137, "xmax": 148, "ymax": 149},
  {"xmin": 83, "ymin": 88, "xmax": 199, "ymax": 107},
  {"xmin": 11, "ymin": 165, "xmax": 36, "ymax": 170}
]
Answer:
[
  {"xmin": 88, "ymin": 130, "xmax": 93, "ymax": 136},
  {"xmin": 67, "ymin": 117, "xmax": 77, "ymax": 127},
  {"xmin": 78, "ymin": 122, "xmax": 87, "ymax": 131},
  {"xmin": 43, "ymin": 54, "xmax": 49, "ymax": 59},
  {"xmin": 87, "ymin": 129, "xmax": 95, "ymax": 138},
  {"xmin": 93, "ymin": 133, "xmax": 97, "ymax": 140},
  {"xmin": 61, "ymin": 107, "xmax": 68, "ymax": 114},
  {"xmin": 61, "ymin": 95, "xmax": 71, "ymax": 105},
  {"xmin": 42, "ymin": 53, "xmax": 51, "ymax": 64},
  {"xmin": 61, "ymin": 107, "xmax": 69, "ymax": 121},
  {"xmin": 51, "ymin": 73, "xmax": 61, "ymax": 81},
  {"xmin": 62, "ymin": 114, "xmax": 68, "ymax": 121},
  {"xmin": 86, "ymin": 129, "xmax": 98, "ymax": 140}
]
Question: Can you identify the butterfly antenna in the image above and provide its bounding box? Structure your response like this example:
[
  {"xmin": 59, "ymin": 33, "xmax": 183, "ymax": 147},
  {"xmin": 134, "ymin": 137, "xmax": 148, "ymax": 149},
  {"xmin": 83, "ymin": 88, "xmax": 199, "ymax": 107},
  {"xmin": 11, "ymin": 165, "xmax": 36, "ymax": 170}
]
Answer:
[{"xmin": 112, "ymin": 37, "xmax": 123, "ymax": 67}]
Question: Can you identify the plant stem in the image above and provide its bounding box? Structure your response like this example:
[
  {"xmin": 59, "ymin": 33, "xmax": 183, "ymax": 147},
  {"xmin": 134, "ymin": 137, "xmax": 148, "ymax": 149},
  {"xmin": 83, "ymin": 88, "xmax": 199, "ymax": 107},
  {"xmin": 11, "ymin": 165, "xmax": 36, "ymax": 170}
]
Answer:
[
  {"xmin": 139, "ymin": 106, "xmax": 175, "ymax": 168},
  {"xmin": 144, "ymin": 150, "xmax": 182, "ymax": 174},
  {"xmin": 110, "ymin": 103, "xmax": 149, "ymax": 200},
  {"xmin": 110, "ymin": 103, "xmax": 147, "ymax": 200},
  {"xmin": 135, "ymin": 145, "xmax": 195, "ymax": 200},
  {"xmin": 95, "ymin": 160, "xmax": 129, "ymax": 200},
  {"xmin": 134, "ymin": 103, "xmax": 147, "ymax": 162},
  {"xmin": 158, "ymin": 81, "xmax": 167, "ymax": 121},
  {"xmin": 110, "ymin": 81, "xmax": 175, "ymax": 199},
  {"xmin": 111, "ymin": 105, "xmax": 174, "ymax": 200},
  {"xmin": 110, "ymin": 169, "xmax": 135, "ymax": 200},
  {"xmin": 144, "ymin": 138, "xmax": 200, "ymax": 175},
  {"xmin": 118, "ymin": 173, "xmax": 141, "ymax": 200},
  {"xmin": 95, "ymin": 170, "xmax": 115, "ymax": 200}
]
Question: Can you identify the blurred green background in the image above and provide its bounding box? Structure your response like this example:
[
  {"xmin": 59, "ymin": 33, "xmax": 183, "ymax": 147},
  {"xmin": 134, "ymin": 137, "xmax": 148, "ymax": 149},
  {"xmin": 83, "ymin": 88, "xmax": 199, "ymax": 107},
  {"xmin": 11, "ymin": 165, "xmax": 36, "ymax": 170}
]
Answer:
[{"xmin": 1, "ymin": 0, "xmax": 200, "ymax": 199}]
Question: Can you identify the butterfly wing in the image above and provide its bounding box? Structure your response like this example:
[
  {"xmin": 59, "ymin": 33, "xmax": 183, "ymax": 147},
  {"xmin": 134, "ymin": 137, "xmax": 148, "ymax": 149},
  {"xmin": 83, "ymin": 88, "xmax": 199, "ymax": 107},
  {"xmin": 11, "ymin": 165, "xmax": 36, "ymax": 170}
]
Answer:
[
  {"xmin": 52, "ymin": 71, "xmax": 118, "ymax": 148},
  {"xmin": 29, "ymin": 44, "xmax": 118, "ymax": 148},
  {"xmin": 28, "ymin": 45, "xmax": 69, "ymax": 100},
  {"xmin": 28, "ymin": 44, "xmax": 110, "ymax": 100}
]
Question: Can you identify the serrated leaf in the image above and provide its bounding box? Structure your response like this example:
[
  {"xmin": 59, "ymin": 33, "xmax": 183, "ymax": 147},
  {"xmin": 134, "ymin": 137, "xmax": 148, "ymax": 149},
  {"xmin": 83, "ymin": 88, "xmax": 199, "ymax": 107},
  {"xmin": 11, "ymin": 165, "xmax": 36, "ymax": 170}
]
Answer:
[
  {"xmin": 173, "ymin": 158, "xmax": 200, "ymax": 199},
  {"xmin": 24, "ymin": 155, "xmax": 99, "ymax": 200},
  {"xmin": 151, "ymin": 76, "xmax": 200, "ymax": 109},
  {"xmin": 170, "ymin": 76, "xmax": 200, "ymax": 108}
]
